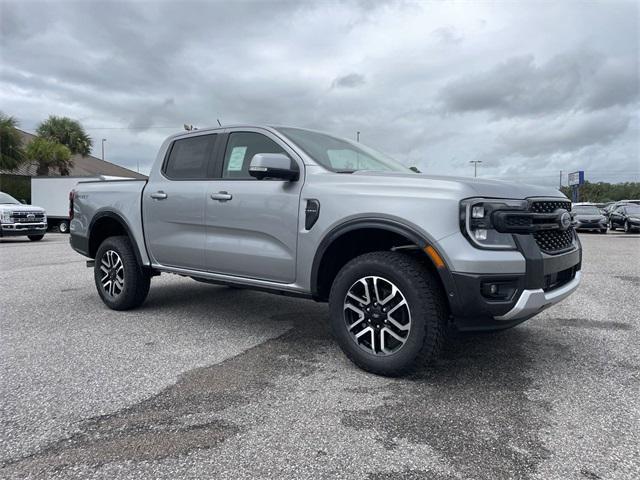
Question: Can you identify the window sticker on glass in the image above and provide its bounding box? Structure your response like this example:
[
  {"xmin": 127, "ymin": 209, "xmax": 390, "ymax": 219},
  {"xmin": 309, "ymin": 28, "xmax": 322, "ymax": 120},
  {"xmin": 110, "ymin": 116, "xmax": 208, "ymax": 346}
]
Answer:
[{"xmin": 227, "ymin": 146, "xmax": 247, "ymax": 171}]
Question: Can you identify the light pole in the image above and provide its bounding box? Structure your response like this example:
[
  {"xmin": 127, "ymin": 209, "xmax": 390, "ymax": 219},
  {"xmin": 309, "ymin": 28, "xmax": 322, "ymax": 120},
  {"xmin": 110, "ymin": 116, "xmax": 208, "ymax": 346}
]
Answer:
[
  {"xmin": 469, "ymin": 160, "xmax": 482, "ymax": 177},
  {"xmin": 101, "ymin": 138, "xmax": 107, "ymax": 161},
  {"xmin": 356, "ymin": 131, "xmax": 360, "ymax": 142}
]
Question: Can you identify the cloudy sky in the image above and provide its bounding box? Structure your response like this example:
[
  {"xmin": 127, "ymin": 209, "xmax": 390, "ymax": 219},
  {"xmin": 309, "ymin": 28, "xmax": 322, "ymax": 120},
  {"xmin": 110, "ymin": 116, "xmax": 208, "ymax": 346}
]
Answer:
[{"xmin": 1, "ymin": 0, "xmax": 638, "ymax": 185}]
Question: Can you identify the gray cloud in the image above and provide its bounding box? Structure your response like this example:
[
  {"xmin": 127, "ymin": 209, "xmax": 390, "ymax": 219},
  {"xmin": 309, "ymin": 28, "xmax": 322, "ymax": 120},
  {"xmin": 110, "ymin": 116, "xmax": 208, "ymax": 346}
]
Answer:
[
  {"xmin": 331, "ymin": 73, "xmax": 366, "ymax": 89},
  {"xmin": 440, "ymin": 50, "xmax": 639, "ymax": 117},
  {"xmin": 0, "ymin": 0, "xmax": 638, "ymax": 185}
]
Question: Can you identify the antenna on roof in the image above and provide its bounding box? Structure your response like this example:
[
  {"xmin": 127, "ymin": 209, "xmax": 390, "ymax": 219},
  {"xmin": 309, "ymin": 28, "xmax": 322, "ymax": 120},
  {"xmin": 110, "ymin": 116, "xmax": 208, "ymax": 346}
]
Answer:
[{"xmin": 217, "ymin": 119, "xmax": 222, "ymax": 127}]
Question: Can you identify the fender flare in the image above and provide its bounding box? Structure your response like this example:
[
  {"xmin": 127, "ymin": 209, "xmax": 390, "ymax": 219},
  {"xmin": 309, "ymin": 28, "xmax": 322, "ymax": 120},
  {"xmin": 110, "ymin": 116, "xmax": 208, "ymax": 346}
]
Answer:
[
  {"xmin": 310, "ymin": 218, "xmax": 431, "ymax": 297},
  {"xmin": 89, "ymin": 210, "xmax": 145, "ymax": 266}
]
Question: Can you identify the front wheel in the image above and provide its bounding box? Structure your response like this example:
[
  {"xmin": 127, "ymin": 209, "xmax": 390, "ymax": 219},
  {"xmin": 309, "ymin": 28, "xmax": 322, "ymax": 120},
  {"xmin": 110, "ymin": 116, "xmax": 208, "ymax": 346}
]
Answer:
[
  {"xmin": 609, "ymin": 220, "xmax": 616, "ymax": 231},
  {"xmin": 329, "ymin": 251, "xmax": 446, "ymax": 376},
  {"xmin": 624, "ymin": 221, "xmax": 631, "ymax": 233},
  {"xmin": 28, "ymin": 235, "xmax": 44, "ymax": 241},
  {"xmin": 94, "ymin": 236, "xmax": 150, "ymax": 310}
]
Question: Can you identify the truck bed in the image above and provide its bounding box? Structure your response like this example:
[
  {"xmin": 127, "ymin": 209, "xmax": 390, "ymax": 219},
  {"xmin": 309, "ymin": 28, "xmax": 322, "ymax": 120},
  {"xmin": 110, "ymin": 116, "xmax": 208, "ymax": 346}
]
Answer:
[{"xmin": 70, "ymin": 178, "xmax": 150, "ymax": 264}]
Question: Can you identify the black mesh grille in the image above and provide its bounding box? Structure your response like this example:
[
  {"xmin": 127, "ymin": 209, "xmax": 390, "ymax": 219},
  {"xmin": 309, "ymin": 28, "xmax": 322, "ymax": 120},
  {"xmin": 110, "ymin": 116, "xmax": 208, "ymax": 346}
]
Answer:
[
  {"xmin": 533, "ymin": 229, "xmax": 574, "ymax": 254},
  {"xmin": 530, "ymin": 199, "xmax": 571, "ymax": 213},
  {"xmin": 529, "ymin": 199, "xmax": 574, "ymax": 254}
]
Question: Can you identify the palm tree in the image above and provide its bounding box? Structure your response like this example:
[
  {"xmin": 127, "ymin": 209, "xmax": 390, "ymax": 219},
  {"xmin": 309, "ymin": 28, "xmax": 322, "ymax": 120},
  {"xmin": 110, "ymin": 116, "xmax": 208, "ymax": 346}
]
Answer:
[
  {"xmin": 36, "ymin": 116, "xmax": 93, "ymax": 156},
  {"xmin": 0, "ymin": 112, "xmax": 25, "ymax": 171},
  {"xmin": 25, "ymin": 137, "xmax": 72, "ymax": 176}
]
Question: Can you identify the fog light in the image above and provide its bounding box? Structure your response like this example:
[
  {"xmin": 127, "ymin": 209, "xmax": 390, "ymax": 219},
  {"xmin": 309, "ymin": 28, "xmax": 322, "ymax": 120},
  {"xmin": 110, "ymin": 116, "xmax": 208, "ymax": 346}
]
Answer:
[{"xmin": 481, "ymin": 281, "xmax": 517, "ymax": 301}]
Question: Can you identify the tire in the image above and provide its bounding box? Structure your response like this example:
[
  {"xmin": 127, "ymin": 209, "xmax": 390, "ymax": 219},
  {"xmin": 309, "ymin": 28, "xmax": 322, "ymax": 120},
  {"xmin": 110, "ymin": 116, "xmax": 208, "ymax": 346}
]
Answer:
[
  {"xmin": 329, "ymin": 251, "xmax": 446, "ymax": 376},
  {"xmin": 58, "ymin": 221, "xmax": 69, "ymax": 233},
  {"xmin": 609, "ymin": 220, "xmax": 616, "ymax": 231},
  {"xmin": 624, "ymin": 221, "xmax": 630, "ymax": 233},
  {"xmin": 28, "ymin": 235, "xmax": 44, "ymax": 241},
  {"xmin": 600, "ymin": 229, "xmax": 607, "ymax": 234},
  {"xmin": 94, "ymin": 235, "xmax": 150, "ymax": 310}
]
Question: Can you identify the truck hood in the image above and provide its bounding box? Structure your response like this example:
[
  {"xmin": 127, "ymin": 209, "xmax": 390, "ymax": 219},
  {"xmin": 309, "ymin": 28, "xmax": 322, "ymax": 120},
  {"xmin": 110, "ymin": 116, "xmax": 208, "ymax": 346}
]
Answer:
[
  {"xmin": 0, "ymin": 203, "xmax": 46, "ymax": 213},
  {"xmin": 353, "ymin": 171, "xmax": 565, "ymax": 199}
]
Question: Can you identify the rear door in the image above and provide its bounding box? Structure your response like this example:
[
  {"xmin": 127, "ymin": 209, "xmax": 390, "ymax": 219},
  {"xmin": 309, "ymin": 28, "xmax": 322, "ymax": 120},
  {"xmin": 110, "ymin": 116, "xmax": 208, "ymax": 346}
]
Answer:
[
  {"xmin": 143, "ymin": 132, "xmax": 219, "ymax": 270},
  {"xmin": 204, "ymin": 128, "xmax": 303, "ymax": 283}
]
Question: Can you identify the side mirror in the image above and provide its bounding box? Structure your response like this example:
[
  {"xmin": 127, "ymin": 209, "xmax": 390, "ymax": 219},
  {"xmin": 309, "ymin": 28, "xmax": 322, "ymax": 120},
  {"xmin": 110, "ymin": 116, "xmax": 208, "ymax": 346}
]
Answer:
[{"xmin": 249, "ymin": 153, "xmax": 299, "ymax": 181}]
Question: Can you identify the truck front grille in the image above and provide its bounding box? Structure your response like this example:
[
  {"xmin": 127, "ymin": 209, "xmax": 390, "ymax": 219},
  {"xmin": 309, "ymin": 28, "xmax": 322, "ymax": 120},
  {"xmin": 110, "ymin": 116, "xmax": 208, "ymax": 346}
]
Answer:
[
  {"xmin": 529, "ymin": 199, "xmax": 571, "ymax": 213},
  {"xmin": 533, "ymin": 229, "xmax": 575, "ymax": 254},
  {"xmin": 11, "ymin": 211, "xmax": 46, "ymax": 223},
  {"xmin": 529, "ymin": 199, "xmax": 574, "ymax": 254}
]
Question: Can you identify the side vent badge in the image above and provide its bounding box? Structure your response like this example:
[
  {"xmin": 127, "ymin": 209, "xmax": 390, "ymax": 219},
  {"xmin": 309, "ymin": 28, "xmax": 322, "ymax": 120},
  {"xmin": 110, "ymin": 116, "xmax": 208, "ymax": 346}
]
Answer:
[{"xmin": 305, "ymin": 199, "xmax": 321, "ymax": 230}]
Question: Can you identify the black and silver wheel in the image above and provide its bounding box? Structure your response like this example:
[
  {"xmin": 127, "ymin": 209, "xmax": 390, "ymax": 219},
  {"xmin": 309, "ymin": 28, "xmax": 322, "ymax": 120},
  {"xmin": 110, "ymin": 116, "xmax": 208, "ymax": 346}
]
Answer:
[
  {"xmin": 624, "ymin": 221, "xmax": 631, "ymax": 233},
  {"xmin": 58, "ymin": 221, "xmax": 69, "ymax": 233},
  {"xmin": 329, "ymin": 251, "xmax": 446, "ymax": 376},
  {"xmin": 343, "ymin": 276, "xmax": 411, "ymax": 356},
  {"xmin": 94, "ymin": 236, "xmax": 150, "ymax": 310}
]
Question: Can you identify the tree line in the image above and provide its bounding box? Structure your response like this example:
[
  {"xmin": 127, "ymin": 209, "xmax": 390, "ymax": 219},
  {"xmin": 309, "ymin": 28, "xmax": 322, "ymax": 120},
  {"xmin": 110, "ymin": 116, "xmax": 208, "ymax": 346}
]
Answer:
[
  {"xmin": 0, "ymin": 112, "xmax": 92, "ymax": 175},
  {"xmin": 560, "ymin": 181, "xmax": 640, "ymax": 203}
]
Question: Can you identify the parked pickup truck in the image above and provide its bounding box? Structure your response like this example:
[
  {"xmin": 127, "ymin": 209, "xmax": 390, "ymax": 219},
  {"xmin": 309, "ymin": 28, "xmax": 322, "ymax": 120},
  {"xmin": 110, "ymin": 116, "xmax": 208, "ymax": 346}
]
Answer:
[
  {"xmin": 70, "ymin": 125, "xmax": 582, "ymax": 375},
  {"xmin": 0, "ymin": 191, "xmax": 47, "ymax": 241}
]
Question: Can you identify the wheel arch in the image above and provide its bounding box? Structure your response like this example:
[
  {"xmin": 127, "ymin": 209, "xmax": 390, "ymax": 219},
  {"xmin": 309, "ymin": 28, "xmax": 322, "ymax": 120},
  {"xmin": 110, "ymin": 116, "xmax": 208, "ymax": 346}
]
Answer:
[
  {"xmin": 310, "ymin": 218, "xmax": 455, "ymax": 303},
  {"xmin": 88, "ymin": 211, "xmax": 144, "ymax": 266}
]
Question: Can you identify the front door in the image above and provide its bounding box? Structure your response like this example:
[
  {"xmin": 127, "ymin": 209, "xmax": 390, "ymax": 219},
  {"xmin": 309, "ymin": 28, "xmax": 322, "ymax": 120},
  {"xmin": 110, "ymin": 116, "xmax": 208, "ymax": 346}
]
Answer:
[
  {"xmin": 204, "ymin": 129, "xmax": 302, "ymax": 283},
  {"xmin": 143, "ymin": 132, "xmax": 218, "ymax": 270}
]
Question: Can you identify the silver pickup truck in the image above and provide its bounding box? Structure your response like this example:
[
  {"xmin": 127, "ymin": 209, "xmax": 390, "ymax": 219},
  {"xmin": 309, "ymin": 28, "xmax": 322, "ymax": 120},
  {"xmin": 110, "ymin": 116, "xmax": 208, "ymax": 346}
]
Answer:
[{"xmin": 70, "ymin": 125, "xmax": 582, "ymax": 375}]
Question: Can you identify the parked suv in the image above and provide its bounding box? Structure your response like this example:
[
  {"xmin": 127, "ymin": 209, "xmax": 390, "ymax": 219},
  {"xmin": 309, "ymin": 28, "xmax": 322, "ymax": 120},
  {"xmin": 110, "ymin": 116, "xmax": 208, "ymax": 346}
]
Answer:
[
  {"xmin": 0, "ymin": 191, "xmax": 47, "ymax": 241},
  {"xmin": 69, "ymin": 125, "xmax": 582, "ymax": 375}
]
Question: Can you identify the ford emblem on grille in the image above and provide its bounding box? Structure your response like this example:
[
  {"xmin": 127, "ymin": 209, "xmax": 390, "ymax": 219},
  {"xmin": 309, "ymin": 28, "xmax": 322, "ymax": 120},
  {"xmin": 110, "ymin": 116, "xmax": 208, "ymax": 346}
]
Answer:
[
  {"xmin": 27, "ymin": 213, "xmax": 35, "ymax": 220},
  {"xmin": 558, "ymin": 210, "xmax": 572, "ymax": 231}
]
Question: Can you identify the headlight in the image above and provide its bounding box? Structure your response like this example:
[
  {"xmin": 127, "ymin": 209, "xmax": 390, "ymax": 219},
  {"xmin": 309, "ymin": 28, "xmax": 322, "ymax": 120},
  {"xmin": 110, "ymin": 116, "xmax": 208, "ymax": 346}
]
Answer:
[
  {"xmin": 460, "ymin": 198, "xmax": 527, "ymax": 250},
  {"xmin": 0, "ymin": 211, "xmax": 13, "ymax": 223}
]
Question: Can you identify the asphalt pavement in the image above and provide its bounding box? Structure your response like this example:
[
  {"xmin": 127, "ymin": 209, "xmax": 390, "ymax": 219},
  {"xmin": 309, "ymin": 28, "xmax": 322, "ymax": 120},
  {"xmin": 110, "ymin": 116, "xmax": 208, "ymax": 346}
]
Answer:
[{"xmin": 1, "ymin": 231, "xmax": 639, "ymax": 480}]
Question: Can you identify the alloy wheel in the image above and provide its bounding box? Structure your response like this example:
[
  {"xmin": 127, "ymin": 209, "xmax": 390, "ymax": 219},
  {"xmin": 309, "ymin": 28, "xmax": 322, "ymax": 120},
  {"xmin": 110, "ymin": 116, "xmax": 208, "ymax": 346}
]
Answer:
[
  {"xmin": 100, "ymin": 250, "xmax": 125, "ymax": 297},
  {"xmin": 343, "ymin": 276, "xmax": 411, "ymax": 356}
]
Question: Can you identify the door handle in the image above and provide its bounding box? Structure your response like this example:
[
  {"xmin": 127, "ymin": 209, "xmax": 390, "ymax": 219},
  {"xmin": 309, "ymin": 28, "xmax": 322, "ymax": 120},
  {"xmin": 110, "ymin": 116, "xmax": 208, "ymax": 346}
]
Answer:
[
  {"xmin": 210, "ymin": 191, "xmax": 232, "ymax": 202},
  {"xmin": 150, "ymin": 191, "xmax": 168, "ymax": 200}
]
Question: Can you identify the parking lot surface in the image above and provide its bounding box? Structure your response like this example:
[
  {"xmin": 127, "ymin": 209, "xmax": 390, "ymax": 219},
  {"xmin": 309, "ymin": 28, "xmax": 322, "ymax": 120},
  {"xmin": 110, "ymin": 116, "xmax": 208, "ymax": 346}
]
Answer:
[{"xmin": 1, "ymin": 232, "xmax": 639, "ymax": 480}]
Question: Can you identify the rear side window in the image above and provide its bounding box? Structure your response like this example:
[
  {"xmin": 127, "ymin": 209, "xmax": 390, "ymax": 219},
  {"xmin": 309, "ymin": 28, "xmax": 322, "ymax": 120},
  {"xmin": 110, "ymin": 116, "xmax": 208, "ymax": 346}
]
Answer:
[
  {"xmin": 222, "ymin": 132, "xmax": 288, "ymax": 179},
  {"xmin": 164, "ymin": 134, "xmax": 217, "ymax": 179}
]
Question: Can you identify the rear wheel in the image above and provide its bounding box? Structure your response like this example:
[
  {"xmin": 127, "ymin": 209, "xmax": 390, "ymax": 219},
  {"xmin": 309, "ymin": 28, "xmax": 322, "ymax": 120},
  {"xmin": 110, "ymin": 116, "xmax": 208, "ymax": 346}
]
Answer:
[
  {"xmin": 329, "ymin": 251, "xmax": 446, "ymax": 376},
  {"xmin": 28, "ymin": 235, "xmax": 44, "ymax": 241},
  {"xmin": 94, "ymin": 236, "xmax": 150, "ymax": 310},
  {"xmin": 58, "ymin": 221, "xmax": 69, "ymax": 233}
]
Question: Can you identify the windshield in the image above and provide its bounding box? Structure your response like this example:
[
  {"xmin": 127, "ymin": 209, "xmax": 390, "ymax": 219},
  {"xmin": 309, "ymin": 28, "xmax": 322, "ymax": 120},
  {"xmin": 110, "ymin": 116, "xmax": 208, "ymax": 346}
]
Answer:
[
  {"xmin": 572, "ymin": 206, "xmax": 601, "ymax": 215},
  {"xmin": 275, "ymin": 127, "xmax": 412, "ymax": 173},
  {"xmin": 626, "ymin": 205, "xmax": 640, "ymax": 215},
  {"xmin": 0, "ymin": 192, "xmax": 20, "ymax": 204}
]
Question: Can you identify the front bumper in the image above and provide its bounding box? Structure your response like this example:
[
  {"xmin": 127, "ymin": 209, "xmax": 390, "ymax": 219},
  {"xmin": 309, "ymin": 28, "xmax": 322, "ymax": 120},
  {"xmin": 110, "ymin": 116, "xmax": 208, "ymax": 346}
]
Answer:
[
  {"xmin": 447, "ymin": 233, "xmax": 582, "ymax": 331},
  {"xmin": 575, "ymin": 221, "xmax": 606, "ymax": 231},
  {"xmin": 0, "ymin": 223, "xmax": 47, "ymax": 237}
]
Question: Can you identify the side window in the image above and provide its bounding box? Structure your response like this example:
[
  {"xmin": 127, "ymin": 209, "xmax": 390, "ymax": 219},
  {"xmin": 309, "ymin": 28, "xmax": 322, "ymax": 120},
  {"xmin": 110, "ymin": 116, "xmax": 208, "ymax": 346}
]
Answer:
[
  {"xmin": 164, "ymin": 134, "xmax": 217, "ymax": 179},
  {"xmin": 222, "ymin": 132, "xmax": 288, "ymax": 179}
]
